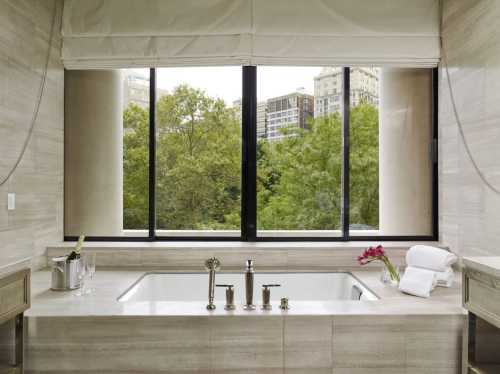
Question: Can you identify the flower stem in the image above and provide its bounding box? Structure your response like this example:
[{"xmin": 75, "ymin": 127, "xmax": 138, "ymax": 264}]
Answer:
[{"xmin": 382, "ymin": 257, "xmax": 400, "ymax": 282}]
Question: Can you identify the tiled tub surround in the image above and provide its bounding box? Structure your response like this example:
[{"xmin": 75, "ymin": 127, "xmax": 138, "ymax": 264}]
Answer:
[{"xmin": 25, "ymin": 269, "xmax": 464, "ymax": 373}]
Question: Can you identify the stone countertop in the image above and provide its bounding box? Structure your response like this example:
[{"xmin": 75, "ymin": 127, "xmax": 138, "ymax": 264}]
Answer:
[
  {"xmin": 26, "ymin": 268, "xmax": 464, "ymax": 317},
  {"xmin": 463, "ymin": 256, "xmax": 500, "ymax": 279}
]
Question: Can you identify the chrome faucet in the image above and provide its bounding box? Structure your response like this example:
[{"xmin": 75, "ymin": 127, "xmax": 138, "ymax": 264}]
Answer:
[
  {"xmin": 243, "ymin": 259, "xmax": 256, "ymax": 310},
  {"xmin": 205, "ymin": 257, "xmax": 221, "ymax": 310}
]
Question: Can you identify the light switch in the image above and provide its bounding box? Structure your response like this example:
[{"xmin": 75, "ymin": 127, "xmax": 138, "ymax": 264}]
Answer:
[{"xmin": 7, "ymin": 193, "xmax": 15, "ymax": 210}]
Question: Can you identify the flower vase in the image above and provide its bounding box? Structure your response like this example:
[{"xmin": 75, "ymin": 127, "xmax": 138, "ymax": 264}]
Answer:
[{"xmin": 380, "ymin": 265, "xmax": 401, "ymax": 286}]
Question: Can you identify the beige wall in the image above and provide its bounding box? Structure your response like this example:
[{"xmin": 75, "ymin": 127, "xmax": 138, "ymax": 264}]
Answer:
[
  {"xmin": 440, "ymin": 0, "xmax": 500, "ymax": 256},
  {"xmin": 0, "ymin": 0, "xmax": 64, "ymax": 269},
  {"xmin": 64, "ymin": 70, "xmax": 124, "ymax": 237},
  {"xmin": 379, "ymin": 68, "xmax": 433, "ymax": 236}
]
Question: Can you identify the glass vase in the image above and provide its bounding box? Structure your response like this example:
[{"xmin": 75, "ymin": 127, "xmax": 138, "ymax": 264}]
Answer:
[{"xmin": 380, "ymin": 265, "xmax": 401, "ymax": 286}]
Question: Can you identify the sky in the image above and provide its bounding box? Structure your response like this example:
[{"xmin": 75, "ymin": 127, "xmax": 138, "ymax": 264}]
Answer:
[{"xmin": 133, "ymin": 66, "xmax": 323, "ymax": 105}]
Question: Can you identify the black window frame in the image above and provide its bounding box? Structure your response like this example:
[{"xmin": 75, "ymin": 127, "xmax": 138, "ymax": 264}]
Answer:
[{"xmin": 65, "ymin": 66, "xmax": 439, "ymax": 242}]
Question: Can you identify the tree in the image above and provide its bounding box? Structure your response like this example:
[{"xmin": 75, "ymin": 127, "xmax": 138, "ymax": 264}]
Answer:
[
  {"xmin": 123, "ymin": 103, "xmax": 149, "ymax": 229},
  {"xmin": 257, "ymin": 103, "xmax": 379, "ymax": 231},
  {"xmin": 257, "ymin": 113, "xmax": 343, "ymax": 230},
  {"xmin": 155, "ymin": 85, "xmax": 241, "ymax": 230},
  {"xmin": 349, "ymin": 103, "xmax": 379, "ymax": 229}
]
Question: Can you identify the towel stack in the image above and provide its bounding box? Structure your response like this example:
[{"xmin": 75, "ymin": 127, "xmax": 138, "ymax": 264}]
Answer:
[{"xmin": 398, "ymin": 245, "xmax": 457, "ymax": 298}]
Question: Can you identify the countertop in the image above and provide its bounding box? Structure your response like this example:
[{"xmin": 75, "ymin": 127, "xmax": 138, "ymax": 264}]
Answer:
[
  {"xmin": 26, "ymin": 269, "xmax": 464, "ymax": 317},
  {"xmin": 463, "ymin": 256, "xmax": 500, "ymax": 279}
]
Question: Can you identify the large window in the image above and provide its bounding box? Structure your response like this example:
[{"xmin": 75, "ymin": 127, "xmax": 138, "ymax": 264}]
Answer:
[{"xmin": 64, "ymin": 66, "xmax": 437, "ymax": 241}]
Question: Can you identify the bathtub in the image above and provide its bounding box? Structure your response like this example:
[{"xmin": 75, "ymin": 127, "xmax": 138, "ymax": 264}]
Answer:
[{"xmin": 118, "ymin": 272, "xmax": 378, "ymax": 303}]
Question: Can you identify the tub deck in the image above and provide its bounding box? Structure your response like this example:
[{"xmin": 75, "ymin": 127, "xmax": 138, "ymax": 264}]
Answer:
[
  {"xmin": 24, "ymin": 269, "xmax": 465, "ymax": 373},
  {"xmin": 27, "ymin": 268, "xmax": 462, "ymax": 316}
]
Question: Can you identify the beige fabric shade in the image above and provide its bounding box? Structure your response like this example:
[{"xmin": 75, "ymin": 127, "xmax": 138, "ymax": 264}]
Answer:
[{"xmin": 61, "ymin": 0, "xmax": 440, "ymax": 69}]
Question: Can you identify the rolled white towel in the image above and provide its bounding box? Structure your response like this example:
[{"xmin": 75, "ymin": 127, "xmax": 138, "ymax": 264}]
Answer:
[
  {"xmin": 406, "ymin": 245, "xmax": 457, "ymax": 272},
  {"xmin": 398, "ymin": 266, "xmax": 437, "ymax": 298},
  {"xmin": 435, "ymin": 267, "xmax": 454, "ymax": 288}
]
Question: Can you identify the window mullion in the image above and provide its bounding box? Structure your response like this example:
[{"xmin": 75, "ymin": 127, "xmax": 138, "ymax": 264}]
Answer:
[
  {"xmin": 148, "ymin": 68, "xmax": 156, "ymax": 240},
  {"xmin": 342, "ymin": 67, "xmax": 350, "ymax": 240},
  {"xmin": 241, "ymin": 66, "xmax": 257, "ymax": 241}
]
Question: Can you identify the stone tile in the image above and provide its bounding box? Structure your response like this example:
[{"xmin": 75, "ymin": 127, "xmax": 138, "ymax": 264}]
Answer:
[
  {"xmin": 210, "ymin": 316, "xmax": 283, "ymax": 371},
  {"xmin": 405, "ymin": 316, "xmax": 462, "ymax": 369},
  {"xmin": 25, "ymin": 316, "xmax": 211, "ymax": 372},
  {"xmin": 284, "ymin": 316, "xmax": 332, "ymax": 371},
  {"xmin": 332, "ymin": 316, "xmax": 406, "ymax": 370},
  {"xmin": 333, "ymin": 369, "xmax": 402, "ymax": 374}
]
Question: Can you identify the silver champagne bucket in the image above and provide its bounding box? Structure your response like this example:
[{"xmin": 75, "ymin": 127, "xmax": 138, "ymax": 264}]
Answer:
[{"xmin": 50, "ymin": 256, "xmax": 82, "ymax": 290}]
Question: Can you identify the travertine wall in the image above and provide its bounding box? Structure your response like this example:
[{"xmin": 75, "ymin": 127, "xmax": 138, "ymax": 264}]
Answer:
[
  {"xmin": 379, "ymin": 68, "xmax": 433, "ymax": 236},
  {"xmin": 0, "ymin": 0, "xmax": 64, "ymax": 269},
  {"xmin": 64, "ymin": 70, "xmax": 124, "ymax": 237},
  {"xmin": 440, "ymin": 0, "xmax": 500, "ymax": 256}
]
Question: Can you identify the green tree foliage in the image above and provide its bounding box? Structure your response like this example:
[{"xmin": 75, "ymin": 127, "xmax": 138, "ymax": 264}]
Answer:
[
  {"xmin": 349, "ymin": 103, "xmax": 379, "ymax": 229},
  {"xmin": 155, "ymin": 85, "xmax": 241, "ymax": 230},
  {"xmin": 257, "ymin": 114, "xmax": 343, "ymax": 230},
  {"xmin": 122, "ymin": 86, "xmax": 379, "ymax": 232},
  {"xmin": 123, "ymin": 103, "xmax": 149, "ymax": 229}
]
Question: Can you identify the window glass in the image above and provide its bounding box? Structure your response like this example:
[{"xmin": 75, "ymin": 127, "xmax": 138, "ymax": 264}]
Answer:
[
  {"xmin": 349, "ymin": 67, "xmax": 433, "ymax": 236},
  {"xmin": 65, "ymin": 68, "xmax": 149, "ymax": 238},
  {"xmin": 155, "ymin": 67, "xmax": 242, "ymax": 237},
  {"xmin": 257, "ymin": 67, "xmax": 343, "ymax": 238},
  {"xmin": 123, "ymin": 69, "xmax": 150, "ymax": 237}
]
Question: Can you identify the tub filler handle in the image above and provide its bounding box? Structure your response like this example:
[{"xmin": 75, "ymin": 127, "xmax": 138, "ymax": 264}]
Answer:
[
  {"xmin": 216, "ymin": 284, "xmax": 235, "ymax": 310},
  {"xmin": 261, "ymin": 284, "xmax": 281, "ymax": 310},
  {"xmin": 205, "ymin": 257, "xmax": 221, "ymax": 310}
]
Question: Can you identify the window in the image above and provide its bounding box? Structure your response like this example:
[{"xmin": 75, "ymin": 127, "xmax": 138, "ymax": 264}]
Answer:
[
  {"xmin": 257, "ymin": 67, "xmax": 342, "ymax": 238},
  {"xmin": 349, "ymin": 67, "xmax": 436, "ymax": 237},
  {"xmin": 64, "ymin": 69, "xmax": 150, "ymax": 238},
  {"xmin": 155, "ymin": 67, "xmax": 241, "ymax": 237},
  {"xmin": 64, "ymin": 66, "xmax": 437, "ymax": 241}
]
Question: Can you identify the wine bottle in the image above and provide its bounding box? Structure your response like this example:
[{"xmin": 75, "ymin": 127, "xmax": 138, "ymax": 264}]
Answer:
[{"xmin": 67, "ymin": 234, "xmax": 85, "ymax": 262}]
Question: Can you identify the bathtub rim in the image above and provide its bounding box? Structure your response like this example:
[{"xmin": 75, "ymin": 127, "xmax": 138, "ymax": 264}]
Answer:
[{"xmin": 116, "ymin": 270, "xmax": 380, "ymax": 303}]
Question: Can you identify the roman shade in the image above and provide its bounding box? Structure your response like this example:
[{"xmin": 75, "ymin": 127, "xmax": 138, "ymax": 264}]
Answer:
[{"xmin": 61, "ymin": 0, "xmax": 440, "ymax": 69}]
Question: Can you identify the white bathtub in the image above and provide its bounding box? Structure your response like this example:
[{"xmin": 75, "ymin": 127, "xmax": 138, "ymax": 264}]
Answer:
[{"xmin": 118, "ymin": 272, "xmax": 378, "ymax": 303}]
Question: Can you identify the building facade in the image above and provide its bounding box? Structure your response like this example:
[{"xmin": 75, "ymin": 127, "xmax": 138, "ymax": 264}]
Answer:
[
  {"xmin": 123, "ymin": 71, "xmax": 150, "ymax": 108},
  {"xmin": 314, "ymin": 67, "xmax": 379, "ymax": 118},
  {"xmin": 232, "ymin": 99, "xmax": 268, "ymax": 139},
  {"xmin": 266, "ymin": 91, "xmax": 314, "ymax": 141},
  {"xmin": 256, "ymin": 101, "xmax": 267, "ymax": 139}
]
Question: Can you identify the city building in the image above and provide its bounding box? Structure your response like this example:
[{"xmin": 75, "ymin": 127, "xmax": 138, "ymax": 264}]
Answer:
[
  {"xmin": 123, "ymin": 71, "xmax": 168, "ymax": 109},
  {"xmin": 256, "ymin": 101, "xmax": 268, "ymax": 139},
  {"xmin": 123, "ymin": 70, "xmax": 150, "ymax": 108},
  {"xmin": 232, "ymin": 99, "xmax": 268, "ymax": 139},
  {"xmin": 314, "ymin": 67, "xmax": 379, "ymax": 118},
  {"xmin": 266, "ymin": 90, "xmax": 314, "ymax": 141}
]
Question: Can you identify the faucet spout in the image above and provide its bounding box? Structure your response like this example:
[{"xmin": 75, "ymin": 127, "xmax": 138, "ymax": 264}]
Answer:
[
  {"xmin": 243, "ymin": 259, "xmax": 256, "ymax": 310},
  {"xmin": 205, "ymin": 257, "xmax": 221, "ymax": 310}
]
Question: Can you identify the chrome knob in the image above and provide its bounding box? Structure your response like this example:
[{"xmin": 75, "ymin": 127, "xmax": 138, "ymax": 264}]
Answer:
[{"xmin": 279, "ymin": 297, "xmax": 290, "ymax": 311}]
